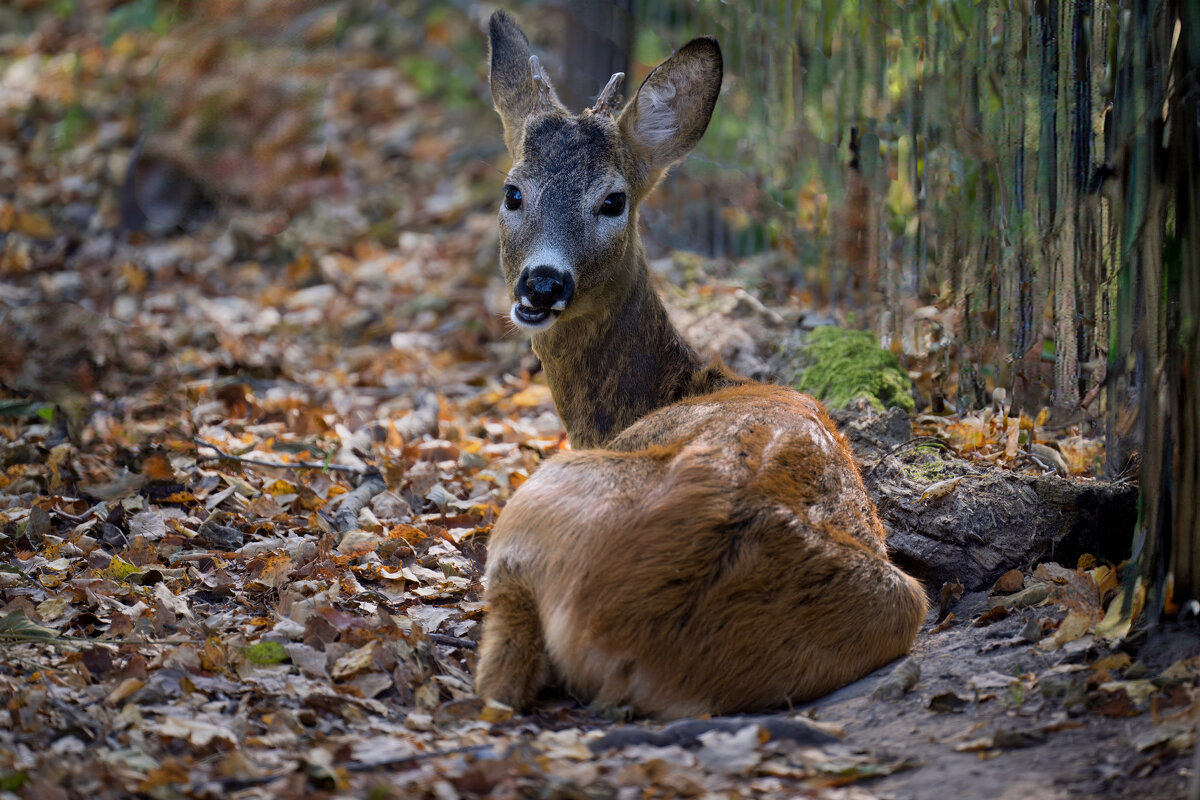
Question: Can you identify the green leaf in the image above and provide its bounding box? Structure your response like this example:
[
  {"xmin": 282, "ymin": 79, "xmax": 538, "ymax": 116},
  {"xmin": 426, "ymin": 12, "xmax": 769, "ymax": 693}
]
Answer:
[
  {"xmin": 242, "ymin": 641, "xmax": 289, "ymax": 665},
  {"xmin": 0, "ymin": 610, "xmax": 59, "ymax": 641},
  {"xmin": 0, "ymin": 400, "xmax": 55, "ymax": 421},
  {"xmin": 0, "ymin": 771, "xmax": 28, "ymax": 791},
  {"xmin": 108, "ymin": 556, "xmax": 141, "ymax": 582}
]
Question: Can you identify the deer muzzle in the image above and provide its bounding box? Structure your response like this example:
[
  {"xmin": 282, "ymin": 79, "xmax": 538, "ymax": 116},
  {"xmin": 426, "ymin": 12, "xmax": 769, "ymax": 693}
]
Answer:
[{"xmin": 512, "ymin": 264, "xmax": 574, "ymax": 330}]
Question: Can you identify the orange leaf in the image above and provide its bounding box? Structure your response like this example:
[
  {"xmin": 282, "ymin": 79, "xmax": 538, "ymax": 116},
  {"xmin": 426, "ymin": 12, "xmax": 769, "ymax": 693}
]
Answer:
[
  {"xmin": 511, "ymin": 384, "xmax": 553, "ymax": 408},
  {"xmin": 141, "ymin": 453, "xmax": 176, "ymax": 482}
]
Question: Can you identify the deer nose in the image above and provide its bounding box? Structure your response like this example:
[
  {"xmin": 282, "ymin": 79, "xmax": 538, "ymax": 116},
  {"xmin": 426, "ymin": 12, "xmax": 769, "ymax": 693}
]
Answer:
[{"xmin": 518, "ymin": 265, "xmax": 574, "ymax": 311}]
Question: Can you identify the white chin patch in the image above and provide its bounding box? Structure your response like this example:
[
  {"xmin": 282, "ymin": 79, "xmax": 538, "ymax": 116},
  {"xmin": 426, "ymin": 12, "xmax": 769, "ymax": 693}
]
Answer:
[{"xmin": 510, "ymin": 302, "xmax": 558, "ymax": 332}]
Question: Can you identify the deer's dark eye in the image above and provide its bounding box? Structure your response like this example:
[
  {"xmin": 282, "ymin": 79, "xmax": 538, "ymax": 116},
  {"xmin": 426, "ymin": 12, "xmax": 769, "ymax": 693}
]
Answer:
[
  {"xmin": 600, "ymin": 192, "xmax": 626, "ymax": 217},
  {"xmin": 504, "ymin": 185, "xmax": 523, "ymax": 211}
]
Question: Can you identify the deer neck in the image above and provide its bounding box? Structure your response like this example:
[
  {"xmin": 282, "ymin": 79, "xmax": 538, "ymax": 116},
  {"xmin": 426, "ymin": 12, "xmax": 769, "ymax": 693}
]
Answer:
[{"xmin": 530, "ymin": 245, "xmax": 704, "ymax": 449}]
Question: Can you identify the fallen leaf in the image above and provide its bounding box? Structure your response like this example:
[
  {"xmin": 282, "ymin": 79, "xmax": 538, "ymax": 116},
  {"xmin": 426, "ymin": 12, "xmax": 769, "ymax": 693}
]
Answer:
[
  {"xmin": 35, "ymin": 595, "xmax": 72, "ymax": 622},
  {"xmin": 158, "ymin": 716, "xmax": 237, "ymax": 748},
  {"xmin": 1098, "ymin": 680, "xmax": 1158, "ymax": 704},
  {"xmin": 1038, "ymin": 610, "xmax": 1092, "ymax": 650},
  {"xmin": 929, "ymin": 692, "xmax": 971, "ymax": 713},
  {"xmin": 1092, "ymin": 653, "xmax": 1133, "ymax": 673},
  {"xmin": 1159, "ymin": 655, "xmax": 1200, "ymax": 684},
  {"xmin": 968, "ymin": 671, "xmax": 1020, "ymax": 691},
  {"xmin": 695, "ymin": 725, "xmax": 764, "ymax": 775},
  {"xmin": 480, "ymin": 699, "xmax": 514, "ymax": 723},
  {"xmin": 936, "ymin": 580, "xmax": 964, "ymax": 619},
  {"xmin": 931, "ymin": 612, "xmax": 956, "ymax": 633},
  {"xmin": 330, "ymin": 642, "xmax": 377, "ymax": 680},
  {"xmin": 919, "ymin": 475, "xmax": 966, "ymax": 503},
  {"xmin": 991, "ymin": 569, "xmax": 1024, "ymax": 594},
  {"xmin": 971, "ymin": 606, "xmax": 1009, "ymax": 626},
  {"xmin": 536, "ymin": 729, "xmax": 595, "ymax": 760},
  {"xmin": 1095, "ymin": 578, "xmax": 1145, "ymax": 642},
  {"xmin": 1094, "ymin": 688, "xmax": 1140, "ymax": 718},
  {"xmin": 107, "ymin": 556, "xmax": 141, "ymax": 582},
  {"xmin": 105, "ymin": 678, "xmax": 145, "ymax": 706},
  {"xmin": 988, "ymin": 583, "xmax": 1050, "ymax": 610},
  {"xmin": 284, "ymin": 643, "xmax": 329, "ymax": 677},
  {"xmin": 0, "ymin": 610, "xmax": 58, "ymax": 640},
  {"xmin": 510, "ymin": 384, "xmax": 553, "ymax": 408}
]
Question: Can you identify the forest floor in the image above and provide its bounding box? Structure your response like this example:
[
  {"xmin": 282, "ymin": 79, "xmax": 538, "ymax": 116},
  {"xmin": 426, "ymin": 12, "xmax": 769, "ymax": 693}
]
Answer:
[{"xmin": 1, "ymin": 3, "xmax": 1197, "ymax": 799}]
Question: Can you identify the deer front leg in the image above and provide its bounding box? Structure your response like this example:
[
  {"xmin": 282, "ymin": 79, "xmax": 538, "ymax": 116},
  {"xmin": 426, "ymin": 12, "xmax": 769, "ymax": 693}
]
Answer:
[{"xmin": 474, "ymin": 565, "xmax": 547, "ymax": 711}]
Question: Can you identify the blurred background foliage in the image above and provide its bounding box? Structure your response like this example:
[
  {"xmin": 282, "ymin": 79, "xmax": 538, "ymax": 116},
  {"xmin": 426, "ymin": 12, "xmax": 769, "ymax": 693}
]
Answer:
[{"xmin": 1, "ymin": 0, "xmax": 1196, "ymax": 606}]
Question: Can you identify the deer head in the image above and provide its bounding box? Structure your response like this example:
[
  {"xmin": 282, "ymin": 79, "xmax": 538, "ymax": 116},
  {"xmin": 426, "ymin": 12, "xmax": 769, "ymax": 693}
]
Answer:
[{"xmin": 488, "ymin": 11, "xmax": 722, "ymax": 334}]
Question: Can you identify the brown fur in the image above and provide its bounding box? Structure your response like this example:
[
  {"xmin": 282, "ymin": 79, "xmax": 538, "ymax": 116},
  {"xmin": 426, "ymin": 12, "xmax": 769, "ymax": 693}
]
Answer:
[{"xmin": 476, "ymin": 12, "xmax": 928, "ymax": 718}]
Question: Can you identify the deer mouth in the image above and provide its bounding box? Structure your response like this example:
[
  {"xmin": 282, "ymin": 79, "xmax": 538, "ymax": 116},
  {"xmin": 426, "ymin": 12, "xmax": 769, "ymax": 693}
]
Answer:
[
  {"xmin": 510, "ymin": 266, "xmax": 573, "ymax": 332},
  {"xmin": 510, "ymin": 301, "xmax": 558, "ymax": 332}
]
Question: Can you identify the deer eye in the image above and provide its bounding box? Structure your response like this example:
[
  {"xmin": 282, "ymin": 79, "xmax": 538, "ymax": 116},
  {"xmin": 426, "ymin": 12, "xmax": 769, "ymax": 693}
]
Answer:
[
  {"xmin": 599, "ymin": 192, "xmax": 626, "ymax": 217},
  {"xmin": 503, "ymin": 185, "xmax": 523, "ymax": 211}
]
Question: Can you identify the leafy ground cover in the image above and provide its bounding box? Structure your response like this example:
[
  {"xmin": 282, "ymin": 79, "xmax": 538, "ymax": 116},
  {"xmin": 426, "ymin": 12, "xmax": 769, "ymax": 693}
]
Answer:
[{"xmin": 1, "ymin": 3, "xmax": 1195, "ymax": 798}]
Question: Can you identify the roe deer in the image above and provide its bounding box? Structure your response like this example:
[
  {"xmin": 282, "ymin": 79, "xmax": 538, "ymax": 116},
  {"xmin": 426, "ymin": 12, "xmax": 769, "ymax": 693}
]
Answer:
[{"xmin": 475, "ymin": 11, "xmax": 928, "ymax": 718}]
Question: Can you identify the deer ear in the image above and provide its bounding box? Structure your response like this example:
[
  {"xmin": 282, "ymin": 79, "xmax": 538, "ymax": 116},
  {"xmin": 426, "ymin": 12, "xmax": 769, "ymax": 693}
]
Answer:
[
  {"xmin": 619, "ymin": 37, "xmax": 722, "ymax": 177},
  {"xmin": 488, "ymin": 11, "xmax": 566, "ymax": 156}
]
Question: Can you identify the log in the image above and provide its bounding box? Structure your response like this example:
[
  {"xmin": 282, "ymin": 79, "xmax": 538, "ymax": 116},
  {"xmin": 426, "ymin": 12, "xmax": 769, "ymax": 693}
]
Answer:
[{"xmin": 833, "ymin": 408, "xmax": 1138, "ymax": 591}]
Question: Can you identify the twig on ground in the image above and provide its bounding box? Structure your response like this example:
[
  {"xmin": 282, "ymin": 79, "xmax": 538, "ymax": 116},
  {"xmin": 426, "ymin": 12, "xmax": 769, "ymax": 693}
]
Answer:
[
  {"xmin": 193, "ymin": 437, "xmax": 370, "ymax": 475},
  {"xmin": 429, "ymin": 633, "xmax": 477, "ymax": 651},
  {"xmin": 0, "ymin": 631, "xmax": 204, "ymax": 647},
  {"xmin": 343, "ymin": 744, "xmax": 494, "ymax": 772},
  {"xmin": 333, "ymin": 471, "xmax": 388, "ymax": 533}
]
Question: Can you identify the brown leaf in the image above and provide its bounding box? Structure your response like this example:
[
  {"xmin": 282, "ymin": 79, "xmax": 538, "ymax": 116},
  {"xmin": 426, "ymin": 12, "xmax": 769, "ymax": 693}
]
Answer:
[
  {"xmin": 1092, "ymin": 653, "xmax": 1133, "ymax": 673},
  {"xmin": 991, "ymin": 569, "xmax": 1024, "ymax": 594},
  {"xmin": 972, "ymin": 605, "xmax": 1009, "ymax": 627},
  {"xmin": 140, "ymin": 453, "xmax": 176, "ymax": 482},
  {"xmin": 1093, "ymin": 687, "xmax": 1140, "ymax": 718},
  {"xmin": 330, "ymin": 641, "xmax": 378, "ymax": 680},
  {"xmin": 510, "ymin": 383, "xmax": 553, "ymax": 408},
  {"xmin": 105, "ymin": 677, "xmax": 145, "ymax": 706},
  {"xmin": 937, "ymin": 580, "xmax": 964, "ymax": 620},
  {"xmin": 80, "ymin": 646, "xmax": 115, "ymax": 679},
  {"xmin": 303, "ymin": 613, "xmax": 339, "ymax": 648},
  {"xmin": 1038, "ymin": 609, "xmax": 1092, "ymax": 651},
  {"xmin": 987, "ymin": 583, "xmax": 1049, "ymax": 610},
  {"xmin": 930, "ymin": 612, "xmax": 956, "ymax": 633}
]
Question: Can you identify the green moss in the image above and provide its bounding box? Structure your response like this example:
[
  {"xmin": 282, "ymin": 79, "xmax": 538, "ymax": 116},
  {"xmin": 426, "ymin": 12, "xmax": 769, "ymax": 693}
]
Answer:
[
  {"xmin": 900, "ymin": 459, "xmax": 950, "ymax": 483},
  {"xmin": 794, "ymin": 327, "xmax": 915, "ymax": 412}
]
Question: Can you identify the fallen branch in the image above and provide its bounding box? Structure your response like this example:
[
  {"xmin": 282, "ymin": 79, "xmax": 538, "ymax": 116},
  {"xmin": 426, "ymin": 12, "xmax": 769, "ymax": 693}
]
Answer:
[
  {"xmin": 333, "ymin": 471, "xmax": 388, "ymax": 533},
  {"xmin": 193, "ymin": 437, "xmax": 371, "ymax": 476},
  {"xmin": 343, "ymin": 743, "xmax": 494, "ymax": 772},
  {"xmin": 0, "ymin": 631, "xmax": 203, "ymax": 647},
  {"xmin": 428, "ymin": 633, "xmax": 477, "ymax": 651}
]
